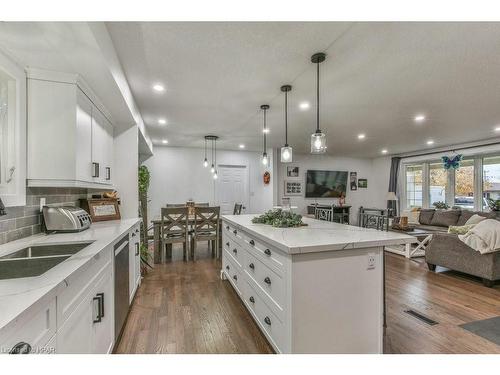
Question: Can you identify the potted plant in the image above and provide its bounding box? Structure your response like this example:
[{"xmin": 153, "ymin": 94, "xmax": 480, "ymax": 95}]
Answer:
[
  {"xmin": 138, "ymin": 165, "xmax": 153, "ymax": 275},
  {"xmin": 432, "ymin": 201, "xmax": 449, "ymax": 210}
]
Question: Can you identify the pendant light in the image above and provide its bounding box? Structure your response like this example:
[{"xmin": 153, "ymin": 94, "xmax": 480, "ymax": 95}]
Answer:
[
  {"xmin": 310, "ymin": 52, "xmax": 327, "ymax": 154},
  {"xmin": 280, "ymin": 85, "xmax": 293, "ymax": 163},
  {"xmin": 261, "ymin": 104, "xmax": 270, "ymax": 166},
  {"xmin": 213, "ymin": 137, "xmax": 218, "ymax": 179},
  {"xmin": 210, "ymin": 138, "xmax": 215, "ymax": 173},
  {"xmin": 203, "ymin": 137, "xmax": 208, "ymax": 167}
]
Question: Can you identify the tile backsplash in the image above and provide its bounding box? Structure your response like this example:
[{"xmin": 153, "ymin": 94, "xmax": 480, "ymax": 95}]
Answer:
[{"xmin": 0, "ymin": 187, "xmax": 99, "ymax": 245}]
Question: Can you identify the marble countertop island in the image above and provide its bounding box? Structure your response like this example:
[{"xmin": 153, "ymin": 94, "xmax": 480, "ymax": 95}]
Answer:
[
  {"xmin": 222, "ymin": 214, "xmax": 416, "ymax": 254},
  {"xmin": 0, "ymin": 218, "xmax": 141, "ymax": 337}
]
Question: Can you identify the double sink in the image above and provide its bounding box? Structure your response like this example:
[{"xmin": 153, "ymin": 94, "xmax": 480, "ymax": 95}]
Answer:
[{"xmin": 0, "ymin": 242, "xmax": 94, "ymax": 280}]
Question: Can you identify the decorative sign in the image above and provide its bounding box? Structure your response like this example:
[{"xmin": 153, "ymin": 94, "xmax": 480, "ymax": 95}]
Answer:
[
  {"xmin": 80, "ymin": 198, "xmax": 121, "ymax": 222},
  {"xmin": 350, "ymin": 172, "xmax": 358, "ymax": 190},
  {"xmin": 286, "ymin": 166, "xmax": 299, "ymax": 177},
  {"xmin": 358, "ymin": 178, "xmax": 368, "ymax": 188},
  {"xmin": 284, "ymin": 180, "xmax": 302, "ymax": 196},
  {"xmin": 263, "ymin": 171, "xmax": 271, "ymax": 185}
]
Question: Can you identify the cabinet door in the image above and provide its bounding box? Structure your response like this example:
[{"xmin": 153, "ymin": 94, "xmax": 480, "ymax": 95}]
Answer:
[
  {"xmin": 129, "ymin": 232, "xmax": 136, "ymax": 303},
  {"xmin": 75, "ymin": 89, "xmax": 93, "ymax": 182},
  {"xmin": 56, "ymin": 293, "xmax": 93, "ymax": 353},
  {"xmin": 103, "ymin": 116, "xmax": 114, "ymax": 184},
  {"xmin": 91, "ymin": 271, "xmax": 114, "ymax": 354},
  {"xmin": 91, "ymin": 107, "xmax": 106, "ymax": 183}
]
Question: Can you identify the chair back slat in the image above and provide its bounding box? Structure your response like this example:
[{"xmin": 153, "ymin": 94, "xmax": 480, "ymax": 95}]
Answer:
[
  {"xmin": 233, "ymin": 203, "xmax": 243, "ymax": 215},
  {"xmin": 315, "ymin": 207, "xmax": 333, "ymax": 221},
  {"xmin": 161, "ymin": 207, "xmax": 189, "ymax": 236},
  {"xmin": 193, "ymin": 206, "xmax": 220, "ymax": 235}
]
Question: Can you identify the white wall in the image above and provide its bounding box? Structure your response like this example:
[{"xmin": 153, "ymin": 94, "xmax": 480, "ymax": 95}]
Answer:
[
  {"xmin": 144, "ymin": 146, "xmax": 274, "ymax": 219},
  {"xmin": 277, "ymin": 153, "xmax": 392, "ymax": 224},
  {"xmin": 113, "ymin": 126, "xmax": 139, "ymax": 218}
]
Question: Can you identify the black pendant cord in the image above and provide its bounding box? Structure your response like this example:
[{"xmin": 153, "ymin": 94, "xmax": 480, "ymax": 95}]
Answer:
[
  {"xmin": 285, "ymin": 90, "xmax": 288, "ymax": 146},
  {"xmin": 214, "ymin": 138, "xmax": 217, "ymax": 166},
  {"xmin": 263, "ymin": 107, "xmax": 267, "ymax": 152},
  {"xmin": 204, "ymin": 138, "xmax": 207, "ymax": 159},
  {"xmin": 211, "ymin": 139, "xmax": 214, "ymax": 165},
  {"xmin": 316, "ymin": 60, "xmax": 320, "ymax": 133}
]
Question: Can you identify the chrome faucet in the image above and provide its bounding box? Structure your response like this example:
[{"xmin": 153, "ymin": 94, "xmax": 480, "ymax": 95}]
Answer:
[{"xmin": 0, "ymin": 197, "xmax": 6, "ymax": 216}]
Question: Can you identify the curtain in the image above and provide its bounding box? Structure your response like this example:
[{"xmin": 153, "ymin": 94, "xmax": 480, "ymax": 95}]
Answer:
[{"xmin": 388, "ymin": 157, "xmax": 401, "ymax": 216}]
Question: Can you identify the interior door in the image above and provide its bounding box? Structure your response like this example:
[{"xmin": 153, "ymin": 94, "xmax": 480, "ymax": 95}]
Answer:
[{"xmin": 216, "ymin": 165, "xmax": 249, "ymax": 215}]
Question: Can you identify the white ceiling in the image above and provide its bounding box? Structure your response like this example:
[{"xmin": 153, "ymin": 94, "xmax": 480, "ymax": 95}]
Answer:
[{"xmin": 106, "ymin": 22, "xmax": 500, "ymax": 158}]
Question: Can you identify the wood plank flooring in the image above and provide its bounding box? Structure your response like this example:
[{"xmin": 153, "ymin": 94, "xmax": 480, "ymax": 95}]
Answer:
[{"xmin": 116, "ymin": 244, "xmax": 500, "ymax": 354}]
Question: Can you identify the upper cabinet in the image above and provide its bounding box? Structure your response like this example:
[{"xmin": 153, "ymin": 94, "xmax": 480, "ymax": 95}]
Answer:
[
  {"xmin": 27, "ymin": 69, "xmax": 114, "ymax": 189},
  {"xmin": 0, "ymin": 50, "xmax": 26, "ymax": 207}
]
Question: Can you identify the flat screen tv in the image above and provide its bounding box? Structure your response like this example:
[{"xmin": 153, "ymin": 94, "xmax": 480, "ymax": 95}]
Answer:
[{"xmin": 305, "ymin": 170, "xmax": 348, "ymax": 198}]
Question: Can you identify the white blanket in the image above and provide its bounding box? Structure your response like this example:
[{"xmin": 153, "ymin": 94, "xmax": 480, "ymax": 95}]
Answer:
[{"xmin": 459, "ymin": 219, "xmax": 500, "ymax": 254}]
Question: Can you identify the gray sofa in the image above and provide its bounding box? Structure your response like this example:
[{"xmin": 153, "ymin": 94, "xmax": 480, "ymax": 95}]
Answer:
[{"xmin": 414, "ymin": 209, "xmax": 500, "ymax": 287}]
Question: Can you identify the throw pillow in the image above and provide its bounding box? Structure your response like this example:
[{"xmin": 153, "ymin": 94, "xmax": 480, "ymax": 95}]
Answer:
[
  {"xmin": 448, "ymin": 224, "xmax": 476, "ymax": 235},
  {"xmin": 430, "ymin": 209, "xmax": 461, "ymax": 227},
  {"xmin": 465, "ymin": 214, "xmax": 487, "ymax": 226},
  {"xmin": 419, "ymin": 209, "xmax": 435, "ymax": 225}
]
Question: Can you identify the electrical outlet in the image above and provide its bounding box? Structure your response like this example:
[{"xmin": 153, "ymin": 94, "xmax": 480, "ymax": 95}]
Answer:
[
  {"xmin": 367, "ymin": 253, "xmax": 376, "ymax": 270},
  {"xmin": 40, "ymin": 197, "xmax": 46, "ymax": 212}
]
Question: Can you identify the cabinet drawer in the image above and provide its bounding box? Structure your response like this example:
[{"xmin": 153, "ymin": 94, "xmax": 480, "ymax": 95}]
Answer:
[
  {"xmin": 223, "ymin": 222, "xmax": 244, "ymax": 245},
  {"xmin": 241, "ymin": 234, "xmax": 287, "ymax": 275},
  {"xmin": 243, "ymin": 280, "xmax": 285, "ymax": 353},
  {"xmin": 224, "ymin": 238, "xmax": 244, "ymax": 267},
  {"xmin": 245, "ymin": 250, "xmax": 285, "ymax": 314},
  {"xmin": 222, "ymin": 253, "xmax": 243, "ymax": 297},
  {"xmin": 0, "ymin": 298, "xmax": 56, "ymax": 354},
  {"xmin": 57, "ymin": 246, "xmax": 112, "ymax": 325}
]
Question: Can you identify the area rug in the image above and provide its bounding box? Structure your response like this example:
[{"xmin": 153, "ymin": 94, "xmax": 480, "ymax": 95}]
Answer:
[{"xmin": 460, "ymin": 316, "xmax": 500, "ymax": 346}]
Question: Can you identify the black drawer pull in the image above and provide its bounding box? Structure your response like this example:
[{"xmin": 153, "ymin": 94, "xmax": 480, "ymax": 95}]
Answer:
[
  {"xmin": 264, "ymin": 316, "xmax": 271, "ymax": 325},
  {"xmin": 249, "ymin": 263, "xmax": 255, "ymax": 270},
  {"xmin": 135, "ymin": 228, "xmax": 139, "ymax": 233},
  {"xmin": 249, "ymin": 240, "xmax": 255, "ymax": 246},
  {"xmin": 249, "ymin": 296, "xmax": 255, "ymax": 303},
  {"xmin": 226, "ymin": 265, "xmax": 230, "ymax": 271},
  {"xmin": 264, "ymin": 277, "xmax": 271, "ymax": 285},
  {"xmin": 264, "ymin": 249, "xmax": 271, "ymax": 256},
  {"xmin": 226, "ymin": 225, "xmax": 230, "ymax": 230},
  {"xmin": 233, "ymin": 275, "xmax": 238, "ymax": 281},
  {"xmin": 9, "ymin": 342, "xmax": 31, "ymax": 354},
  {"xmin": 132, "ymin": 232, "xmax": 136, "ymax": 237},
  {"xmin": 233, "ymin": 230, "xmax": 237, "ymax": 235},
  {"xmin": 233, "ymin": 248, "xmax": 237, "ymax": 254},
  {"xmin": 226, "ymin": 242, "xmax": 229, "ymax": 247}
]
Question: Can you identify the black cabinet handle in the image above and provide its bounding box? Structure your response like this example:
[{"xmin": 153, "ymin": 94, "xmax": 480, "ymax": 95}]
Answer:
[
  {"xmin": 135, "ymin": 243, "xmax": 140, "ymax": 256},
  {"xmin": 249, "ymin": 263, "xmax": 255, "ymax": 270},
  {"xmin": 233, "ymin": 230, "xmax": 237, "ymax": 235},
  {"xmin": 226, "ymin": 225, "xmax": 230, "ymax": 230},
  {"xmin": 233, "ymin": 275, "xmax": 238, "ymax": 281},
  {"xmin": 264, "ymin": 316, "xmax": 271, "ymax": 325},
  {"xmin": 9, "ymin": 342, "xmax": 31, "ymax": 354},
  {"xmin": 105, "ymin": 167, "xmax": 111, "ymax": 181},
  {"xmin": 264, "ymin": 277, "xmax": 271, "ymax": 285},
  {"xmin": 92, "ymin": 162, "xmax": 100, "ymax": 178},
  {"xmin": 135, "ymin": 228, "xmax": 139, "ymax": 233},
  {"xmin": 226, "ymin": 265, "xmax": 229, "ymax": 271},
  {"xmin": 264, "ymin": 249, "xmax": 271, "ymax": 256},
  {"xmin": 233, "ymin": 248, "xmax": 237, "ymax": 254},
  {"xmin": 132, "ymin": 232, "xmax": 136, "ymax": 237},
  {"xmin": 226, "ymin": 242, "xmax": 229, "ymax": 247},
  {"xmin": 249, "ymin": 240, "xmax": 255, "ymax": 246},
  {"xmin": 97, "ymin": 292, "xmax": 105, "ymax": 318},
  {"xmin": 93, "ymin": 295, "xmax": 102, "ymax": 323},
  {"xmin": 249, "ymin": 296, "xmax": 255, "ymax": 303}
]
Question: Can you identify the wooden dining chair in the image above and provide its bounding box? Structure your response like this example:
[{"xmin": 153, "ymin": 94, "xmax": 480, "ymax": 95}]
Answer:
[
  {"xmin": 191, "ymin": 206, "xmax": 220, "ymax": 260},
  {"xmin": 233, "ymin": 203, "xmax": 243, "ymax": 215},
  {"xmin": 160, "ymin": 207, "xmax": 190, "ymax": 262}
]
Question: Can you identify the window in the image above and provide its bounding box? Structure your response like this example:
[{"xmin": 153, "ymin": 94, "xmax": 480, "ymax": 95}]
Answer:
[
  {"xmin": 483, "ymin": 156, "xmax": 500, "ymax": 210},
  {"xmin": 405, "ymin": 164, "xmax": 423, "ymax": 208},
  {"xmin": 454, "ymin": 159, "xmax": 474, "ymax": 209},
  {"xmin": 429, "ymin": 162, "xmax": 447, "ymax": 207}
]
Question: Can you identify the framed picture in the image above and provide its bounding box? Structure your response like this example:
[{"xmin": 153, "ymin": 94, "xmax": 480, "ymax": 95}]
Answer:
[
  {"xmin": 358, "ymin": 178, "xmax": 368, "ymax": 188},
  {"xmin": 286, "ymin": 166, "xmax": 299, "ymax": 177},
  {"xmin": 284, "ymin": 180, "xmax": 302, "ymax": 196},
  {"xmin": 350, "ymin": 172, "xmax": 358, "ymax": 190}
]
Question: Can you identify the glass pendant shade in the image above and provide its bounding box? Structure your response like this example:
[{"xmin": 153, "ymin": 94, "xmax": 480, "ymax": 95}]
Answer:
[
  {"xmin": 213, "ymin": 170, "xmax": 218, "ymax": 179},
  {"xmin": 281, "ymin": 146, "xmax": 293, "ymax": 162},
  {"xmin": 203, "ymin": 158, "xmax": 208, "ymax": 167},
  {"xmin": 210, "ymin": 164, "xmax": 215, "ymax": 173},
  {"xmin": 310, "ymin": 131, "xmax": 326, "ymax": 154},
  {"xmin": 262, "ymin": 152, "xmax": 269, "ymax": 166}
]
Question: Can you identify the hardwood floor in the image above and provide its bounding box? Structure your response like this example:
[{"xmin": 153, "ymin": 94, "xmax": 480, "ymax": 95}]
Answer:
[
  {"xmin": 114, "ymin": 244, "xmax": 273, "ymax": 354},
  {"xmin": 116, "ymin": 244, "xmax": 500, "ymax": 354}
]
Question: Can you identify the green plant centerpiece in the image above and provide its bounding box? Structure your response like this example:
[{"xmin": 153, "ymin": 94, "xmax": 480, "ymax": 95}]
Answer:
[{"xmin": 252, "ymin": 209, "xmax": 305, "ymax": 228}]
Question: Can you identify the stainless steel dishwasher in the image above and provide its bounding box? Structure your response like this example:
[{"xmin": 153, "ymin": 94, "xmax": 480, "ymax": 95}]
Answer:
[{"xmin": 114, "ymin": 234, "xmax": 130, "ymax": 342}]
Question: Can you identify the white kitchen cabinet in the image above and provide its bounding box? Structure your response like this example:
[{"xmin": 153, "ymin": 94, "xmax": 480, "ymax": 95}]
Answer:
[
  {"xmin": 27, "ymin": 68, "xmax": 114, "ymax": 189},
  {"xmin": 129, "ymin": 223, "xmax": 141, "ymax": 303}
]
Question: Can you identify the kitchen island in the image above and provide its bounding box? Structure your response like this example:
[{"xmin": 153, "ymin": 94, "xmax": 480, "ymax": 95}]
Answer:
[{"xmin": 221, "ymin": 214, "xmax": 415, "ymax": 354}]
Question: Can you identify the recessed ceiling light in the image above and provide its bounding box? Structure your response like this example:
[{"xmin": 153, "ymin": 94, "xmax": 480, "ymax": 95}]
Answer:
[
  {"xmin": 299, "ymin": 102, "xmax": 310, "ymax": 110},
  {"xmin": 158, "ymin": 118, "xmax": 167, "ymax": 125},
  {"xmin": 357, "ymin": 133, "xmax": 366, "ymax": 140},
  {"xmin": 494, "ymin": 126, "xmax": 500, "ymax": 132},
  {"xmin": 162, "ymin": 139, "xmax": 168, "ymax": 144},
  {"xmin": 239, "ymin": 144, "xmax": 245, "ymax": 149},
  {"xmin": 381, "ymin": 149, "xmax": 388, "ymax": 154},
  {"xmin": 426, "ymin": 139, "xmax": 434, "ymax": 145},
  {"xmin": 263, "ymin": 128, "xmax": 270, "ymax": 134},
  {"xmin": 414, "ymin": 114, "xmax": 426, "ymax": 123},
  {"xmin": 153, "ymin": 84, "xmax": 165, "ymax": 92}
]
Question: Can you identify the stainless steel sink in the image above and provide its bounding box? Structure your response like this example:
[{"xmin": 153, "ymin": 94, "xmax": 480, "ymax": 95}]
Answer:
[{"xmin": 0, "ymin": 241, "xmax": 94, "ymax": 280}]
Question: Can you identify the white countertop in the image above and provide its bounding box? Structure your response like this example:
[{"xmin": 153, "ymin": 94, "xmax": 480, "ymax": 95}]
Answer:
[
  {"xmin": 222, "ymin": 214, "xmax": 416, "ymax": 254},
  {"xmin": 0, "ymin": 218, "xmax": 140, "ymax": 337}
]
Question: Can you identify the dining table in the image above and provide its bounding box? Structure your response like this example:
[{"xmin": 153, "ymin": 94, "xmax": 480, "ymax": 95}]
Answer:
[{"xmin": 151, "ymin": 215, "xmax": 222, "ymax": 263}]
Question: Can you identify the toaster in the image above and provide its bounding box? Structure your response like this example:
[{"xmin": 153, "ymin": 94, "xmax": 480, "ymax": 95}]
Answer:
[{"xmin": 42, "ymin": 206, "xmax": 92, "ymax": 232}]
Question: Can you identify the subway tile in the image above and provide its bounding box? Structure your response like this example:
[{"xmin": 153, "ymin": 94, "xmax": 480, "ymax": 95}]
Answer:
[
  {"xmin": 0, "ymin": 206, "xmax": 25, "ymax": 221},
  {"xmin": 32, "ymin": 224, "xmax": 42, "ymax": 235},
  {"xmin": 0, "ymin": 233, "xmax": 6, "ymax": 245},
  {"xmin": 6, "ymin": 227, "xmax": 32, "ymax": 243},
  {"xmin": 16, "ymin": 215, "xmax": 39, "ymax": 229},
  {"xmin": 24, "ymin": 205, "xmax": 41, "ymax": 217},
  {"xmin": 0, "ymin": 219, "xmax": 16, "ymax": 233}
]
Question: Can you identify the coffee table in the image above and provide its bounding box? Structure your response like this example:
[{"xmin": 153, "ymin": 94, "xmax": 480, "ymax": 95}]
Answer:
[{"xmin": 386, "ymin": 228, "xmax": 433, "ymax": 258}]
